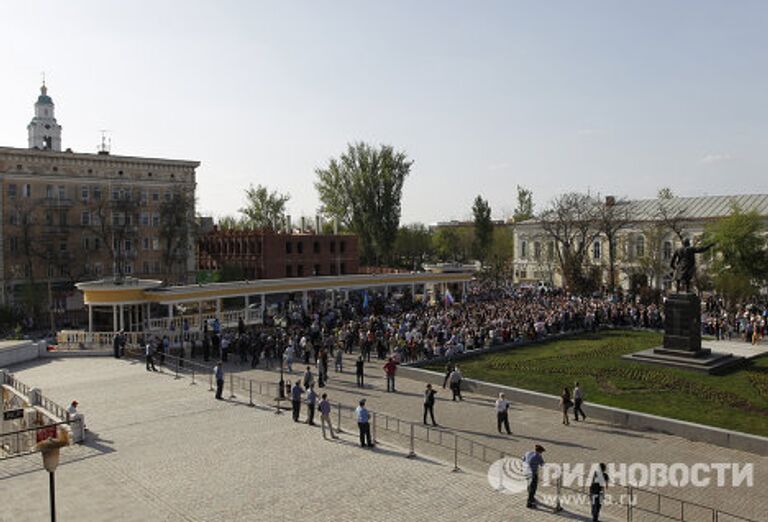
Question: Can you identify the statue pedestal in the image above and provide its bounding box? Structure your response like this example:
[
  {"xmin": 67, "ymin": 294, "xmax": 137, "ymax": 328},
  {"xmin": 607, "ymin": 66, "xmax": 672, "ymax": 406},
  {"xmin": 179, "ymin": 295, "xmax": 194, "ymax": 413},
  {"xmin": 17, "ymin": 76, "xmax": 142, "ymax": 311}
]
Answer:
[
  {"xmin": 623, "ymin": 293, "xmax": 744, "ymax": 374},
  {"xmin": 654, "ymin": 293, "xmax": 710, "ymax": 358}
]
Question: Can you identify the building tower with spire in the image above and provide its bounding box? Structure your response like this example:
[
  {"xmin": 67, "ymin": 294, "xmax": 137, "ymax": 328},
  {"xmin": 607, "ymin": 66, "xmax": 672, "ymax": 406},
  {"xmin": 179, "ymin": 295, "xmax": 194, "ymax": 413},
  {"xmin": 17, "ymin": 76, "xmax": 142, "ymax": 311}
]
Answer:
[{"xmin": 27, "ymin": 82, "xmax": 62, "ymax": 151}]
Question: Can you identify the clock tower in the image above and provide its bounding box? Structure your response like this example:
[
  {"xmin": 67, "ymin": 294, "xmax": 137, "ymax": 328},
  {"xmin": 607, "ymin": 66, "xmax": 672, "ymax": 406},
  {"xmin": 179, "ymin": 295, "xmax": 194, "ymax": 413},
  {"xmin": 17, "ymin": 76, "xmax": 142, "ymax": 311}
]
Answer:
[{"xmin": 27, "ymin": 82, "xmax": 62, "ymax": 151}]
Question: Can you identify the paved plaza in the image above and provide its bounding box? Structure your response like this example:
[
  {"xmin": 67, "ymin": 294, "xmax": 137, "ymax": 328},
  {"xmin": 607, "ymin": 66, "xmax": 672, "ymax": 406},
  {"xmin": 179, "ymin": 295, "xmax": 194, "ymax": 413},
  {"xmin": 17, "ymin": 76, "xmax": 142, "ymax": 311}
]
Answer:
[{"xmin": 1, "ymin": 354, "xmax": 765, "ymax": 521}]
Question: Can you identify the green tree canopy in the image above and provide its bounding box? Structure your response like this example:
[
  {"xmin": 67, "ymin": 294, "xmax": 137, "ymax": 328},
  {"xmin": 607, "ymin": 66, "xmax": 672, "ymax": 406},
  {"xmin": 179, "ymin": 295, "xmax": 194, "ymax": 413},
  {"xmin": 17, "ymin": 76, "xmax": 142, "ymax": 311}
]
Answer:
[
  {"xmin": 472, "ymin": 195, "xmax": 493, "ymax": 262},
  {"xmin": 239, "ymin": 184, "xmax": 290, "ymax": 232},
  {"xmin": 315, "ymin": 142, "xmax": 413, "ymax": 265},
  {"xmin": 704, "ymin": 204, "xmax": 768, "ymax": 306},
  {"xmin": 393, "ymin": 223, "xmax": 433, "ymax": 270},
  {"xmin": 513, "ymin": 185, "xmax": 534, "ymax": 222}
]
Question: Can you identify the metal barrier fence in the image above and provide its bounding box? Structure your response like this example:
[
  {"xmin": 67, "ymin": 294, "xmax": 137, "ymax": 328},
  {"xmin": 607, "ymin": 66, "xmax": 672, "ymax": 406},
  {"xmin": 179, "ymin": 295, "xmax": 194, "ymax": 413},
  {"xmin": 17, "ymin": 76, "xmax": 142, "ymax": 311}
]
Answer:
[
  {"xmin": 135, "ymin": 352, "xmax": 758, "ymax": 522},
  {"xmin": 0, "ymin": 420, "xmax": 78, "ymax": 460},
  {"xmin": 2, "ymin": 372, "xmax": 70, "ymax": 422}
]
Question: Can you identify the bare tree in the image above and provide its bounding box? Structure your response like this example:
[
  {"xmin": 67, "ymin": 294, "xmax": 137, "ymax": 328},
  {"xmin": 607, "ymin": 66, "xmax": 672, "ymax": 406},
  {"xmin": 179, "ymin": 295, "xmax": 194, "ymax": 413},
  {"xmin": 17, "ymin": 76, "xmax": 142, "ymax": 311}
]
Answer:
[
  {"xmin": 596, "ymin": 197, "xmax": 631, "ymax": 292},
  {"xmin": 159, "ymin": 189, "xmax": 197, "ymax": 284},
  {"xmin": 539, "ymin": 192, "xmax": 601, "ymax": 293},
  {"xmin": 85, "ymin": 191, "xmax": 140, "ymax": 281}
]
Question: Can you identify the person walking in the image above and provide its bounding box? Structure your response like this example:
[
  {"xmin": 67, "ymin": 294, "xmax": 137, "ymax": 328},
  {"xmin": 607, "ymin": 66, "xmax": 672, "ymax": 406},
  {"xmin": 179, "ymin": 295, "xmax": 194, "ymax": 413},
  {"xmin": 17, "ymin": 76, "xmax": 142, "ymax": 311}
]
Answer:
[
  {"xmin": 449, "ymin": 366, "xmax": 463, "ymax": 401},
  {"xmin": 306, "ymin": 384, "xmax": 318, "ymax": 426},
  {"xmin": 113, "ymin": 331, "xmax": 122, "ymax": 359},
  {"xmin": 354, "ymin": 399, "xmax": 373, "ymax": 448},
  {"xmin": 442, "ymin": 361, "xmax": 454, "ymax": 389},
  {"xmin": 355, "ymin": 355, "xmax": 365, "ymax": 388},
  {"xmin": 383, "ymin": 357, "xmax": 397, "ymax": 392},
  {"xmin": 303, "ymin": 366, "xmax": 314, "ymax": 390},
  {"xmin": 214, "ymin": 361, "xmax": 224, "ymax": 400},
  {"xmin": 145, "ymin": 341, "xmax": 158, "ymax": 372},
  {"xmin": 560, "ymin": 387, "xmax": 572, "ymax": 425},
  {"xmin": 522, "ymin": 444, "xmax": 546, "ymax": 509},
  {"xmin": 495, "ymin": 392, "xmax": 512, "ymax": 434},
  {"xmin": 291, "ymin": 381, "xmax": 304, "ymax": 422},
  {"xmin": 423, "ymin": 384, "xmax": 437, "ymax": 426},
  {"xmin": 590, "ymin": 462, "xmax": 609, "ymax": 521},
  {"xmin": 319, "ymin": 393, "xmax": 337, "ymax": 439},
  {"xmin": 573, "ymin": 382, "xmax": 587, "ymax": 421},
  {"xmin": 334, "ymin": 347, "xmax": 343, "ymax": 373}
]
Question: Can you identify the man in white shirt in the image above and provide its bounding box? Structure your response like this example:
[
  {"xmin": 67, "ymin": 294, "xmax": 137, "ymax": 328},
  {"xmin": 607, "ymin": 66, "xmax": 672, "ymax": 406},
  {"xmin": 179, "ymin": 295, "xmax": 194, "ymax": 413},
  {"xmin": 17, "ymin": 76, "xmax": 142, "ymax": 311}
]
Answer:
[{"xmin": 495, "ymin": 392, "xmax": 512, "ymax": 434}]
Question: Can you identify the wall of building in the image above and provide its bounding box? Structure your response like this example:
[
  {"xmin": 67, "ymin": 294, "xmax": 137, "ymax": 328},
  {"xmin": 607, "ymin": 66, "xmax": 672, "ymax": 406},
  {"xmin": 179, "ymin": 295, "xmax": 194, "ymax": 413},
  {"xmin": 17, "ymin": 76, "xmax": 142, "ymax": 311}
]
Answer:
[
  {"xmin": 198, "ymin": 230, "xmax": 360, "ymax": 280},
  {"xmin": 0, "ymin": 147, "xmax": 199, "ymax": 309}
]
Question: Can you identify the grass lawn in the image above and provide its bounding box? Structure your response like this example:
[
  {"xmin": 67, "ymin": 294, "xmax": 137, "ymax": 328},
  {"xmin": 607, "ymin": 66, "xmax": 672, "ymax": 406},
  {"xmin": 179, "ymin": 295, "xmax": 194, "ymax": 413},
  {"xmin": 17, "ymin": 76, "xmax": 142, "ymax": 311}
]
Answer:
[{"xmin": 425, "ymin": 330, "xmax": 768, "ymax": 437}]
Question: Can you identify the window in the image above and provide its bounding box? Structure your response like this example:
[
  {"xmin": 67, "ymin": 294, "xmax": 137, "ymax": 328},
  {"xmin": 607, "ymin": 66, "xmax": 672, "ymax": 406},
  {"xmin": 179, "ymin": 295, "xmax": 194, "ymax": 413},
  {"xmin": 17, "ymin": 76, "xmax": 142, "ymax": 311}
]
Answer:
[
  {"xmin": 140, "ymin": 191, "xmax": 148, "ymax": 205},
  {"xmin": 286, "ymin": 265, "xmax": 293, "ymax": 277},
  {"xmin": 9, "ymin": 237, "xmax": 18, "ymax": 253},
  {"xmin": 94, "ymin": 262, "xmax": 103, "ymax": 275},
  {"xmin": 520, "ymin": 240, "xmax": 528, "ymax": 259},
  {"xmin": 547, "ymin": 242, "xmax": 555, "ymax": 260},
  {"xmin": 58, "ymin": 186, "xmax": 66, "ymax": 199},
  {"xmin": 124, "ymin": 263, "xmax": 133, "ymax": 275},
  {"xmin": 152, "ymin": 213, "xmax": 160, "ymax": 227},
  {"xmin": 59, "ymin": 210, "xmax": 68, "ymax": 226},
  {"xmin": 152, "ymin": 238, "xmax": 160, "ymax": 250},
  {"xmin": 112, "ymin": 188, "xmax": 120, "ymax": 201},
  {"xmin": 125, "ymin": 239, "xmax": 132, "ymax": 252},
  {"xmin": 330, "ymin": 241, "xmax": 336, "ymax": 253},
  {"xmin": 636, "ymin": 236, "xmax": 645, "ymax": 258},
  {"xmin": 164, "ymin": 191, "xmax": 171, "ymax": 202},
  {"xmin": 330, "ymin": 263, "xmax": 337, "ymax": 275},
  {"xmin": 45, "ymin": 211, "xmax": 54, "ymax": 226},
  {"xmin": 314, "ymin": 264, "xmax": 321, "ymax": 275},
  {"xmin": 143, "ymin": 261, "xmax": 150, "ymax": 273},
  {"xmin": 153, "ymin": 261, "xmax": 161, "ymax": 273},
  {"xmin": 313, "ymin": 241, "xmax": 320, "ymax": 254},
  {"xmin": 297, "ymin": 264, "xmax": 304, "ymax": 277},
  {"xmin": 140, "ymin": 212, "xmax": 150, "ymax": 226},
  {"xmin": 93, "ymin": 186, "xmax": 102, "ymax": 201},
  {"xmin": 340, "ymin": 241, "xmax": 346, "ymax": 253},
  {"xmin": 59, "ymin": 241, "xmax": 67, "ymax": 252},
  {"xmin": 152, "ymin": 192, "xmax": 159, "ymax": 202},
  {"xmin": 23, "ymin": 184, "xmax": 31, "ymax": 197},
  {"xmin": 94, "ymin": 238, "xmax": 101, "ymax": 251},
  {"xmin": 286, "ymin": 242, "xmax": 293, "ymax": 254},
  {"xmin": 142, "ymin": 237, "xmax": 150, "ymax": 250},
  {"xmin": 81, "ymin": 211, "xmax": 91, "ymax": 226},
  {"xmin": 534, "ymin": 241, "xmax": 541, "ymax": 260},
  {"xmin": 81, "ymin": 186, "xmax": 89, "ymax": 201},
  {"xmin": 112, "ymin": 213, "xmax": 121, "ymax": 226},
  {"xmin": 82, "ymin": 237, "xmax": 91, "ymax": 251},
  {"xmin": 297, "ymin": 242, "xmax": 303, "ymax": 254},
  {"xmin": 340, "ymin": 262, "xmax": 346, "ymax": 274},
  {"xmin": 593, "ymin": 240, "xmax": 601, "ymax": 260},
  {"xmin": 8, "ymin": 184, "xmax": 16, "ymax": 199},
  {"xmin": 662, "ymin": 241, "xmax": 673, "ymax": 261},
  {"xmin": 46, "ymin": 185, "xmax": 54, "ymax": 198}
]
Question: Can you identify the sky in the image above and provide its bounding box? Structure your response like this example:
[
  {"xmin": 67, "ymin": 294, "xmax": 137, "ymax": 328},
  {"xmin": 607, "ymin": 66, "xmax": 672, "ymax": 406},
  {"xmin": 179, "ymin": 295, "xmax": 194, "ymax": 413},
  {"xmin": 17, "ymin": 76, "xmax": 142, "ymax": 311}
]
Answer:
[{"xmin": 1, "ymin": 1, "xmax": 766, "ymax": 224}]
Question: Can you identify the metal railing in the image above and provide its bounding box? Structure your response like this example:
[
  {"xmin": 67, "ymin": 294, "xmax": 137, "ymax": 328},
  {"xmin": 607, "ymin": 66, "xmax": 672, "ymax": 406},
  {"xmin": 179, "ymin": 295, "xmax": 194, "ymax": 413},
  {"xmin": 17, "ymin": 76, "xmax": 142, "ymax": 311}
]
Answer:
[
  {"xmin": 0, "ymin": 420, "xmax": 78, "ymax": 460},
  {"xmin": 133, "ymin": 352, "xmax": 758, "ymax": 522},
  {"xmin": 2, "ymin": 372, "xmax": 71, "ymax": 422}
]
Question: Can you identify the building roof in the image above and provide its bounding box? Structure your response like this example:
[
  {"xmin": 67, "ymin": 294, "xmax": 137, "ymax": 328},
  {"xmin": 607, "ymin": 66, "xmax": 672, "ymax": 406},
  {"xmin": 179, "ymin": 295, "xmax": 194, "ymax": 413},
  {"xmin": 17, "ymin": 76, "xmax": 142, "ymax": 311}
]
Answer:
[
  {"xmin": 517, "ymin": 193, "xmax": 768, "ymax": 226},
  {"xmin": 0, "ymin": 145, "xmax": 200, "ymax": 168},
  {"xmin": 619, "ymin": 194, "xmax": 768, "ymax": 221}
]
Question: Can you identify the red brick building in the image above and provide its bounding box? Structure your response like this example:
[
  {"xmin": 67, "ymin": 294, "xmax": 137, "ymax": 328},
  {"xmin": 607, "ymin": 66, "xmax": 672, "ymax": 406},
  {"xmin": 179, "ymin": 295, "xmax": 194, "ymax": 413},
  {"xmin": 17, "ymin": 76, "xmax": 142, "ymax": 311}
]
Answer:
[{"xmin": 198, "ymin": 228, "xmax": 359, "ymax": 279}]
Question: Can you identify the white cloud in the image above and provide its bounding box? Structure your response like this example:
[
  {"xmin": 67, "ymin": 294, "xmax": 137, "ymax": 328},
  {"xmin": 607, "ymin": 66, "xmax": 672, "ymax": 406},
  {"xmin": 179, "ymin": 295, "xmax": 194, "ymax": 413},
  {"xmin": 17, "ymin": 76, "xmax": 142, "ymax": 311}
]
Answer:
[{"xmin": 700, "ymin": 153, "xmax": 733, "ymax": 164}]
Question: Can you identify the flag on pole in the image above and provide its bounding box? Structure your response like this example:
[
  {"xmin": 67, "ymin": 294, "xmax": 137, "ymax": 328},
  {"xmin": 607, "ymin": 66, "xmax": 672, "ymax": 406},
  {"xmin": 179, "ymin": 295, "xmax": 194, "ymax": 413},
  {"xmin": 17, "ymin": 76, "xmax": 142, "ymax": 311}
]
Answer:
[
  {"xmin": 444, "ymin": 288, "xmax": 455, "ymax": 306},
  {"xmin": 362, "ymin": 290, "xmax": 369, "ymax": 310}
]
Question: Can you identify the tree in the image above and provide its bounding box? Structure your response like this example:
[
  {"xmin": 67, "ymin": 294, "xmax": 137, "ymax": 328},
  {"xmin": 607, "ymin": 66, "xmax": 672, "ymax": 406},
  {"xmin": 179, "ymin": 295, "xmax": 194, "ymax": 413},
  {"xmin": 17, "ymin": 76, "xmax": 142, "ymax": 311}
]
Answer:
[
  {"xmin": 393, "ymin": 224, "xmax": 433, "ymax": 270},
  {"xmin": 703, "ymin": 204, "xmax": 768, "ymax": 308},
  {"xmin": 484, "ymin": 227, "xmax": 515, "ymax": 283},
  {"xmin": 315, "ymin": 142, "xmax": 413, "ymax": 265},
  {"xmin": 539, "ymin": 192, "xmax": 601, "ymax": 293},
  {"xmin": 239, "ymin": 184, "xmax": 290, "ymax": 232},
  {"xmin": 513, "ymin": 185, "xmax": 534, "ymax": 222},
  {"xmin": 159, "ymin": 189, "xmax": 197, "ymax": 283},
  {"xmin": 596, "ymin": 197, "xmax": 630, "ymax": 292},
  {"xmin": 472, "ymin": 195, "xmax": 493, "ymax": 262},
  {"xmin": 218, "ymin": 215, "xmax": 250, "ymax": 230}
]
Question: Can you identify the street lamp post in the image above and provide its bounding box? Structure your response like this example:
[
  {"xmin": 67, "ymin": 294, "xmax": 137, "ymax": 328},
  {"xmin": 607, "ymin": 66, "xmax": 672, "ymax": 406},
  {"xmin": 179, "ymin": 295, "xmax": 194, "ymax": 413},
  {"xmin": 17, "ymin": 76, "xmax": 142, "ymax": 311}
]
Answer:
[
  {"xmin": 278, "ymin": 345, "xmax": 286, "ymax": 399},
  {"xmin": 37, "ymin": 428, "xmax": 69, "ymax": 522}
]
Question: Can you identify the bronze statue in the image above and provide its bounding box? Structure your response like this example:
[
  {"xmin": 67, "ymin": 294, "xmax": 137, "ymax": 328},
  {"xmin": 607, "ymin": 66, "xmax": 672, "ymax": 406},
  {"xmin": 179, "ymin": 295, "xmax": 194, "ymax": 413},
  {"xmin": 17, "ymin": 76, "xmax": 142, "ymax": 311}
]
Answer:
[{"xmin": 670, "ymin": 238, "xmax": 713, "ymax": 293}]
